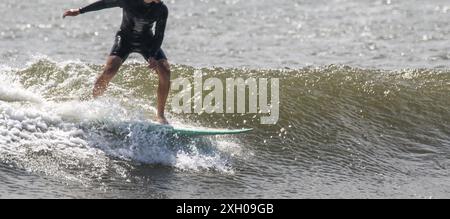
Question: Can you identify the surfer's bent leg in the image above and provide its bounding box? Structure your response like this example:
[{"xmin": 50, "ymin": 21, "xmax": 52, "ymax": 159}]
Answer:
[
  {"xmin": 93, "ymin": 55, "xmax": 123, "ymax": 98},
  {"xmin": 93, "ymin": 33, "xmax": 129, "ymax": 98},
  {"xmin": 147, "ymin": 49, "xmax": 171, "ymax": 124}
]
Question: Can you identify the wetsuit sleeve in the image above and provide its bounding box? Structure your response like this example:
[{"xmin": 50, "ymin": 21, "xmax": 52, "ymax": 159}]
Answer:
[
  {"xmin": 149, "ymin": 5, "xmax": 169, "ymax": 58},
  {"xmin": 79, "ymin": 0, "xmax": 123, "ymax": 14}
]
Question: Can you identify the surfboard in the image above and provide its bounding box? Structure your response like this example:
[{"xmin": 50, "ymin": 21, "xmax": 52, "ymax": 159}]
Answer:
[
  {"xmin": 88, "ymin": 120, "xmax": 252, "ymax": 137},
  {"xmin": 146, "ymin": 124, "xmax": 253, "ymax": 137}
]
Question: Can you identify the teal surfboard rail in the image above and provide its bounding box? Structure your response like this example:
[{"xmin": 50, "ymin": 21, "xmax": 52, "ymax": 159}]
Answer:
[{"xmin": 144, "ymin": 124, "xmax": 253, "ymax": 136}]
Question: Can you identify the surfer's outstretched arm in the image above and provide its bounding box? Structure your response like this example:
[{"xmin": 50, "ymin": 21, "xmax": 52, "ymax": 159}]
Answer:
[{"xmin": 63, "ymin": 0, "xmax": 123, "ymax": 18}]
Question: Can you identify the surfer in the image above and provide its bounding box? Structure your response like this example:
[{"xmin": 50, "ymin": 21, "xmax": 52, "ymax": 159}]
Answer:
[{"xmin": 63, "ymin": 0, "xmax": 171, "ymax": 124}]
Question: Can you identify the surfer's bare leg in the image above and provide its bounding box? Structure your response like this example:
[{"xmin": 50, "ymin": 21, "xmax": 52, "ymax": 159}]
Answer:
[
  {"xmin": 149, "ymin": 58, "xmax": 171, "ymax": 124},
  {"xmin": 93, "ymin": 56, "xmax": 123, "ymax": 98}
]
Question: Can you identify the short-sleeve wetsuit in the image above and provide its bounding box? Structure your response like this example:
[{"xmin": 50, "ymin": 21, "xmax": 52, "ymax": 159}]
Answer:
[{"xmin": 79, "ymin": 0, "xmax": 168, "ymax": 61}]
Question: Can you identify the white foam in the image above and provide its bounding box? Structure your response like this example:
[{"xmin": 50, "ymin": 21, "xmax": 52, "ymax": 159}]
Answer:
[{"xmin": 0, "ymin": 74, "xmax": 43, "ymax": 104}]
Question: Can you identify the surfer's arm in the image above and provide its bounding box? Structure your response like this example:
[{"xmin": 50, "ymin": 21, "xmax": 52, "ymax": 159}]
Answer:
[
  {"xmin": 79, "ymin": 0, "xmax": 123, "ymax": 14},
  {"xmin": 148, "ymin": 5, "xmax": 169, "ymax": 58},
  {"xmin": 63, "ymin": 0, "xmax": 122, "ymax": 18}
]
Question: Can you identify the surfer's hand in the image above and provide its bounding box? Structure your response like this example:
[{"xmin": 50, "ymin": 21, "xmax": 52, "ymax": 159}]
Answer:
[
  {"xmin": 63, "ymin": 9, "xmax": 80, "ymax": 19},
  {"xmin": 148, "ymin": 58, "xmax": 158, "ymax": 70}
]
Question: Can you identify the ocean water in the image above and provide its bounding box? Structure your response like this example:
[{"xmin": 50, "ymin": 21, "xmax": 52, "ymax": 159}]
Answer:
[{"xmin": 0, "ymin": 0, "xmax": 449, "ymax": 198}]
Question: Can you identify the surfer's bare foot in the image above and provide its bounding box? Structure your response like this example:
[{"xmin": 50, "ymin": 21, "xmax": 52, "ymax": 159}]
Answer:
[{"xmin": 156, "ymin": 115, "xmax": 169, "ymax": 125}]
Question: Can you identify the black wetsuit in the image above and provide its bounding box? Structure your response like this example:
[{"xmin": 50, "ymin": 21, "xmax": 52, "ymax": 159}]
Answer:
[{"xmin": 80, "ymin": 0, "xmax": 168, "ymax": 61}]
